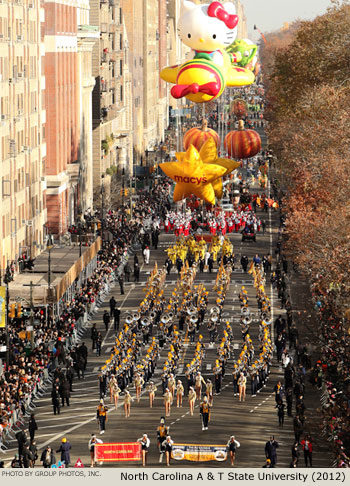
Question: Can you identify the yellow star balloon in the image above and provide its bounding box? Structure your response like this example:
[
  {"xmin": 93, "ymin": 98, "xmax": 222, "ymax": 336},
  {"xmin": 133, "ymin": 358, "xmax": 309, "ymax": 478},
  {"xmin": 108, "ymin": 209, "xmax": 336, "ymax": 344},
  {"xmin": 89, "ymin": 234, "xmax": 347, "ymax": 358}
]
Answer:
[
  {"xmin": 159, "ymin": 145, "xmax": 226, "ymax": 205},
  {"xmin": 199, "ymin": 138, "xmax": 241, "ymax": 199}
]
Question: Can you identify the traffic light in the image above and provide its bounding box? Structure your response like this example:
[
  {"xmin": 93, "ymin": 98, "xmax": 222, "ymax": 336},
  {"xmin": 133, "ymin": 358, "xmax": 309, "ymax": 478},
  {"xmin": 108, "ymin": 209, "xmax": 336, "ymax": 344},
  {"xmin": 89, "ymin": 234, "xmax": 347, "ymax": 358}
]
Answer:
[
  {"xmin": 9, "ymin": 304, "xmax": 16, "ymax": 319},
  {"xmin": 17, "ymin": 303, "xmax": 22, "ymax": 318}
]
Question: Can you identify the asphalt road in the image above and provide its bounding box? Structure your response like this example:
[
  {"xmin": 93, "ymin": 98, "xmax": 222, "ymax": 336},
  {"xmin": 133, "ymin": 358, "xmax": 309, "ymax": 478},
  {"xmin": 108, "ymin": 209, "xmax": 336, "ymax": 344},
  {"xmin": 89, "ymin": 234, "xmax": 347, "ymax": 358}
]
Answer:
[{"xmin": 2, "ymin": 168, "xmax": 332, "ymax": 468}]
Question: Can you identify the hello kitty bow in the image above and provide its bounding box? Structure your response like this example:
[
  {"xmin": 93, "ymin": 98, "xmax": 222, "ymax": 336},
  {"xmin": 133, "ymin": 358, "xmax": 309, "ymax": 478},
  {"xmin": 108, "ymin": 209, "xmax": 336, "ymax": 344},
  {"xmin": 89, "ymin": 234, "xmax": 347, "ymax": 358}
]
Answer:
[{"xmin": 207, "ymin": 1, "xmax": 238, "ymax": 30}]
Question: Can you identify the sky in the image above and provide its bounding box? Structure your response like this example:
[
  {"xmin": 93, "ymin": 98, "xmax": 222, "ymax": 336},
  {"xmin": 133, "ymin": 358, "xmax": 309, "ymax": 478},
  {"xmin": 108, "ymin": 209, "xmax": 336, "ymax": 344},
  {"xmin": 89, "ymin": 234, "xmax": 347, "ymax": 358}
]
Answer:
[{"xmin": 241, "ymin": 0, "xmax": 333, "ymax": 39}]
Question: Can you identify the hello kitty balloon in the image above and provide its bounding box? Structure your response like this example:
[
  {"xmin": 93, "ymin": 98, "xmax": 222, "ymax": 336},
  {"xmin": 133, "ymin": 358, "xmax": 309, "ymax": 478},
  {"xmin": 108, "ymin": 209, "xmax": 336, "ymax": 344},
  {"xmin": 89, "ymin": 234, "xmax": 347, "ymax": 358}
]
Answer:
[
  {"xmin": 178, "ymin": 0, "xmax": 238, "ymax": 66},
  {"xmin": 160, "ymin": 0, "xmax": 255, "ymax": 103}
]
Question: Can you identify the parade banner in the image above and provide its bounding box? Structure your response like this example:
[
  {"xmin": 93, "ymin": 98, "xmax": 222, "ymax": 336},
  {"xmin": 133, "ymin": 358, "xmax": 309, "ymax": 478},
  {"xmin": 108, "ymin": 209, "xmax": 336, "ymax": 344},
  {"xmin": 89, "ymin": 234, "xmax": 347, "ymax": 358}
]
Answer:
[
  {"xmin": 0, "ymin": 286, "xmax": 6, "ymax": 328},
  {"xmin": 94, "ymin": 442, "xmax": 141, "ymax": 462},
  {"xmin": 171, "ymin": 443, "xmax": 227, "ymax": 462}
]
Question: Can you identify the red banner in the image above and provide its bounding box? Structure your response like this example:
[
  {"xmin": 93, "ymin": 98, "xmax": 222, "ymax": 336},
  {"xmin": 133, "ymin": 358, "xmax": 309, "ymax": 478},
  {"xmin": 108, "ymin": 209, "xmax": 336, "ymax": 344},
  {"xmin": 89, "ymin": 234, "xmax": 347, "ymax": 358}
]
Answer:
[{"xmin": 94, "ymin": 442, "xmax": 141, "ymax": 462}]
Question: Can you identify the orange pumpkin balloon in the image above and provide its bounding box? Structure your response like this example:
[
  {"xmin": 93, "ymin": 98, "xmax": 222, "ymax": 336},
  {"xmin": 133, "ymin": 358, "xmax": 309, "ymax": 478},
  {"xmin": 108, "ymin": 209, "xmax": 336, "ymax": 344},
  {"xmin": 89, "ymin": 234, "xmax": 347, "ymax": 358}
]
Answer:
[
  {"xmin": 183, "ymin": 119, "xmax": 220, "ymax": 151},
  {"xmin": 224, "ymin": 120, "xmax": 261, "ymax": 159}
]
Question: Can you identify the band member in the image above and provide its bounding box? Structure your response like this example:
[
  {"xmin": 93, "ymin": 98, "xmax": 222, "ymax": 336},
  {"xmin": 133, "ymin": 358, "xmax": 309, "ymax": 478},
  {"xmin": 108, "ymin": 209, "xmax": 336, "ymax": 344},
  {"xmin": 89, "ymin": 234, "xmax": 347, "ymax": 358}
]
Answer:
[
  {"xmin": 147, "ymin": 381, "xmax": 157, "ymax": 408},
  {"xmin": 195, "ymin": 371, "xmax": 206, "ymax": 400},
  {"xmin": 188, "ymin": 386, "xmax": 196, "ymax": 416},
  {"xmin": 213, "ymin": 360, "xmax": 222, "ymax": 394},
  {"xmin": 164, "ymin": 388, "xmax": 172, "ymax": 417},
  {"xmin": 123, "ymin": 390, "xmax": 133, "ymax": 418},
  {"xmin": 157, "ymin": 417, "xmax": 169, "ymax": 452},
  {"xmin": 176, "ymin": 380, "xmax": 184, "ymax": 408},
  {"xmin": 134, "ymin": 373, "xmax": 145, "ymax": 403},
  {"xmin": 206, "ymin": 379, "xmax": 213, "ymax": 406},
  {"xmin": 200, "ymin": 396, "xmax": 211, "ymax": 431},
  {"xmin": 238, "ymin": 372, "xmax": 247, "ymax": 402},
  {"xmin": 137, "ymin": 434, "xmax": 150, "ymax": 467}
]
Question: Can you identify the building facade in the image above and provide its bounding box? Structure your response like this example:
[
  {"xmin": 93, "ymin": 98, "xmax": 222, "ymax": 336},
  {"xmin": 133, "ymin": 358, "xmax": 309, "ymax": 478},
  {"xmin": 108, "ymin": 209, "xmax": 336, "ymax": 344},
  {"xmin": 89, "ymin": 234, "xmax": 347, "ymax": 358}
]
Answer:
[{"xmin": 0, "ymin": 0, "xmax": 47, "ymax": 273}]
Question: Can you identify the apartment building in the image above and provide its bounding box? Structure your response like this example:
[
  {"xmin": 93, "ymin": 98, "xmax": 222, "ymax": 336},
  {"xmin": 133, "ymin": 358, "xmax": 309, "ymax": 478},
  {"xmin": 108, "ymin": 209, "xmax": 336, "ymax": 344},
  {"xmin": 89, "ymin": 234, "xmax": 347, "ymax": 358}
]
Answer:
[
  {"xmin": 0, "ymin": 0, "xmax": 47, "ymax": 272},
  {"xmin": 90, "ymin": 0, "xmax": 133, "ymax": 204}
]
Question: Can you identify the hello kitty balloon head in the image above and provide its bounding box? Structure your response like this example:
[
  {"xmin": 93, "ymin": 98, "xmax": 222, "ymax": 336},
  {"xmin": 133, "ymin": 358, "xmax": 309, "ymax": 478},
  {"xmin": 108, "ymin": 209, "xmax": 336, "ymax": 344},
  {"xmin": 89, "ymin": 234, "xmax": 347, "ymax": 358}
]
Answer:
[{"xmin": 179, "ymin": 0, "xmax": 238, "ymax": 52}]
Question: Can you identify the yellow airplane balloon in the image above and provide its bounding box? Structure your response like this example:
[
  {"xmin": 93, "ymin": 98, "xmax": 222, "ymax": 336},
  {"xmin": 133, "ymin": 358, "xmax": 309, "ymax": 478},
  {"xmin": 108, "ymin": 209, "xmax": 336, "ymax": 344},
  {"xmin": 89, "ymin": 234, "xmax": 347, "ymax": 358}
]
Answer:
[{"xmin": 159, "ymin": 144, "xmax": 225, "ymax": 205}]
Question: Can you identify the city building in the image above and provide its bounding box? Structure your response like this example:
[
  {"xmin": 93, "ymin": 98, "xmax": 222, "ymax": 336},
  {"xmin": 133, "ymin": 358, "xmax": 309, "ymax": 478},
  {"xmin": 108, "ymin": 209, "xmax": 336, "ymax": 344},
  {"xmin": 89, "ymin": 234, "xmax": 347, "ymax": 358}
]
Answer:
[
  {"xmin": 0, "ymin": 0, "xmax": 47, "ymax": 273},
  {"xmin": 90, "ymin": 0, "xmax": 133, "ymax": 206},
  {"xmin": 45, "ymin": 0, "xmax": 98, "ymax": 236}
]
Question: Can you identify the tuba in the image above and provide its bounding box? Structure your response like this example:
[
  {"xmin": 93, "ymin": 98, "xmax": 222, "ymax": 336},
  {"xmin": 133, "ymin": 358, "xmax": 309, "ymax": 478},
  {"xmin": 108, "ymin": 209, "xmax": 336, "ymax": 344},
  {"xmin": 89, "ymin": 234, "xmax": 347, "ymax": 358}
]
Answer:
[
  {"xmin": 149, "ymin": 310, "xmax": 157, "ymax": 320},
  {"xmin": 125, "ymin": 315, "xmax": 133, "ymax": 324},
  {"xmin": 133, "ymin": 312, "xmax": 140, "ymax": 322},
  {"xmin": 210, "ymin": 306, "xmax": 220, "ymax": 315},
  {"xmin": 141, "ymin": 317, "xmax": 150, "ymax": 327},
  {"xmin": 161, "ymin": 314, "xmax": 170, "ymax": 324}
]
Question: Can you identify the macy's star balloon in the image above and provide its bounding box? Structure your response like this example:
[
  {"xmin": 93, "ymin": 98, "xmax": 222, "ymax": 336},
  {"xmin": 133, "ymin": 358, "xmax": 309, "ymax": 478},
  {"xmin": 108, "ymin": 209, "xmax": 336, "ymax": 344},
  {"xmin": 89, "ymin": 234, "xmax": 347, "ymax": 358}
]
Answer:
[
  {"xmin": 199, "ymin": 137, "xmax": 240, "ymax": 199},
  {"xmin": 159, "ymin": 145, "xmax": 226, "ymax": 205}
]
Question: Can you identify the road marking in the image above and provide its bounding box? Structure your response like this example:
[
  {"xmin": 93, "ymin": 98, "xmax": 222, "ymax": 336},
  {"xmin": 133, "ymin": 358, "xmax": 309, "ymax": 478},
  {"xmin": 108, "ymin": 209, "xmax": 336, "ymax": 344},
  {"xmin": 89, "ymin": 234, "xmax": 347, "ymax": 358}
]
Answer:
[
  {"xmin": 206, "ymin": 364, "xmax": 212, "ymax": 370},
  {"xmin": 159, "ymin": 454, "xmax": 163, "ymax": 463}
]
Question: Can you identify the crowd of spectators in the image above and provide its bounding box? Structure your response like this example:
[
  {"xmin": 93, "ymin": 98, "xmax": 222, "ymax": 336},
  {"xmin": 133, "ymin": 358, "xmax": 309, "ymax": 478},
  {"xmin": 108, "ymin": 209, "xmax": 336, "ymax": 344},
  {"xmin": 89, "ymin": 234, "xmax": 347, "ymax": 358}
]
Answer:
[{"xmin": 0, "ymin": 179, "xmax": 171, "ymax": 451}]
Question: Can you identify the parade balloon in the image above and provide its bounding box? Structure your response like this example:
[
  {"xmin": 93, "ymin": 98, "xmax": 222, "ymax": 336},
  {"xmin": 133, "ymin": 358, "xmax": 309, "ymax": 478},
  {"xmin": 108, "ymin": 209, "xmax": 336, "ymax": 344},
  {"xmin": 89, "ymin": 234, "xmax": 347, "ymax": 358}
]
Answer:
[
  {"xmin": 159, "ymin": 144, "xmax": 226, "ymax": 205},
  {"xmin": 224, "ymin": 120, "xmax": 261, "ymax": 159},
  {"xmin": 230, "ymin": 98, "xmax": 248, "ymax": 118},
  {"xmin": 160, "ymin": 1, "xmax": 255, "ymax": 103},
  {"xmin": 199, "ymin": 137, "xmax": 240, "ymax": 199},
  {"xmin": 183, "ymin": 120, "xmax": 220, "ymax": 151},
  {"xmin": 226, "ymin": 38, "xmax": 258, "ymax": 71}
]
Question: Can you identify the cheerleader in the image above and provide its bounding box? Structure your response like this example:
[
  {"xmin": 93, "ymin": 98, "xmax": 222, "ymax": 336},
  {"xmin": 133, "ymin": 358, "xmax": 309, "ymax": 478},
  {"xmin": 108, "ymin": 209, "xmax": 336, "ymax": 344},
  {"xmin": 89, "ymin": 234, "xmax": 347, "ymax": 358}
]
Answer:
[
  {"xmin": 195, "ymin": 371, "xmax": 206, "ymax": 400},
  {"xmin": 137, "ymin": 434, "xmax": 150, "ymax": 467},
  {"xmin": 108, "ymin": 375, "xmax": 117, "ymax": 403},
  {"xmin": 188, "ymin": 386, "xmax": 196, "ymax": 416},
  {"xmin": 147, "ymin": 381, "xmax": 157, "ymax": 408},
  {"xmin": 112, "ymin": 381, "xmax": 121, "ymax": 410},
  {"xmin": 164, "ymin": 388, "xmax": 172, "ymax": 417},
  {"xmin": 176, "ymin": 380, "xmax": 184, "ymax": 408},
  {"xmin": 134, "ymin": 373, "xmax": 144, "ymax": 403},
  {"xmin": 206, "ymin": 379, "xmax": 213, "ymax": 406},
  {"xmin": 238, "ymin": 372, "xmax": 247, "ymax": 402},
  {"xmin": 123, "ymin": 390, "xmax": 133, "ymax": 418},
  {"xmin": 167, "ymin": 374, "xmax": 176, "ymax": 398}
]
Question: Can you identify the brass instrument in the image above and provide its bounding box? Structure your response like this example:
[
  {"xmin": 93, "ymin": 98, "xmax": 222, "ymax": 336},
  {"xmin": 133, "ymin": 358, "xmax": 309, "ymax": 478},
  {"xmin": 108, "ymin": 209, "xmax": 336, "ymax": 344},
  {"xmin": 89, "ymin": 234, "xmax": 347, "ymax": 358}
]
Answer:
[{"xmin": 125, "ymin": 315, "xmax": 133, "ymax": 324}]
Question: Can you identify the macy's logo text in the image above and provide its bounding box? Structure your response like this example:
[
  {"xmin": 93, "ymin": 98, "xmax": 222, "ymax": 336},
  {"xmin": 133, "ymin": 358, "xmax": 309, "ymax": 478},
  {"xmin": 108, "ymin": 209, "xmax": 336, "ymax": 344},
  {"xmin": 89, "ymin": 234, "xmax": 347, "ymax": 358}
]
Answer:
[{"xmin": 174, "ymin": 176, "xmax": 207, "ymax": 184}]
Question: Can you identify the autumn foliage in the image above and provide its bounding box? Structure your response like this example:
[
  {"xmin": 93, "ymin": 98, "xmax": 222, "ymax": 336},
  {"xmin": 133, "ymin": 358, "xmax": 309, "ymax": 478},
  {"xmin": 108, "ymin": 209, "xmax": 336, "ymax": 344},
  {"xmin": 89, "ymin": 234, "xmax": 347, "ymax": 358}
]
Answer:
[{"xmin": 261, "ymin": 1, "xmax": 350, "ymax": 466}]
